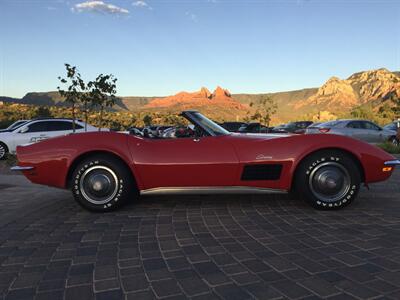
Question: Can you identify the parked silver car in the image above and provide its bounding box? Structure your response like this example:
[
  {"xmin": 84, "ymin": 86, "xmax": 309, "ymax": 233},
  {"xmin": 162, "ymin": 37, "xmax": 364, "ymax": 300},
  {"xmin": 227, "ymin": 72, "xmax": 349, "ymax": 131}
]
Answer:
[
  {"xmin": 305, "ymin": 119, "xmax": 398, "ymax": 144},
  {"xmin": 383, "ymin": 121, "xmax": 400, "ymax": 132}
]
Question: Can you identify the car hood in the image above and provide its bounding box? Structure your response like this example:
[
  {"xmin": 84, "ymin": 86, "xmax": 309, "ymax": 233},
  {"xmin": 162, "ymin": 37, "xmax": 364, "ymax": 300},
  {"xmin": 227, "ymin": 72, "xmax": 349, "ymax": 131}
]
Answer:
[
  {"xmin": 384, "ymin": 129, "xmax": 397, "ymax": 135},
  {"xmin": 0, "ymin": 131, "xmax": 12, "ymax": 137},
  {"xmin": 229, "ymin": 132, "xmax": 291, "ymax": 140}
]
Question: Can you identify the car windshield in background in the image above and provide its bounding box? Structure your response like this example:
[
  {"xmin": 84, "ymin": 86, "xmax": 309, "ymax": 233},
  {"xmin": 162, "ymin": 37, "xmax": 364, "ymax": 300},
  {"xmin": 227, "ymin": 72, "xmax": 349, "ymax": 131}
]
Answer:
[
  {"xmin": 283, "ymin": 123, "xmax": 295, "ymax": 128},
  {"xmin": 10, "ymin": 121, "xmax": 28, "ymax": 130},
  {"xmin": 384, "ymin": 123, "xmax": 398, "ymax": 131},
  {"xmin": 192, "ymin": 112, "xmax": 230, "ymax": 136},
  {"xmin": 317, "ymin": 120, "xmax": 341, "ymax": 127}
]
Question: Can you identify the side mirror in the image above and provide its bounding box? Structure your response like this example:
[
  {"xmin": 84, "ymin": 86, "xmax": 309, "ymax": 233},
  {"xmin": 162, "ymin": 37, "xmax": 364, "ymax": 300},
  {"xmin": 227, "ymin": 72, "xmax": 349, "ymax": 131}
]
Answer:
[{"xmin": 19, "ymin": 126, "xmax": 28, "ymax": 133}]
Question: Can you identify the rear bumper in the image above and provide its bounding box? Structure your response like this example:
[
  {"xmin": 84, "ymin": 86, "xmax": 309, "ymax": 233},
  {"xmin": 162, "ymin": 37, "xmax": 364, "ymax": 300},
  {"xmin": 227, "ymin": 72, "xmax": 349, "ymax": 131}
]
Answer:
[
  {"xmin": 10, "ymin": 166, "xmax": 35, "ymax": 171},
  {"xmin": 384, "ymin": 160, "xmax": 400, "ymax": 166}
]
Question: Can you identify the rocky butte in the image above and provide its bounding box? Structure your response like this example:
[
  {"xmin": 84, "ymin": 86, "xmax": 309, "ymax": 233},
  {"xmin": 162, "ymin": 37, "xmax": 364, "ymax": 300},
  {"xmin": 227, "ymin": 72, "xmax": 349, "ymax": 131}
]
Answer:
[
  {"xmin": 145, "ymin": 86, "xmax": 247, "ymax": 110},
  {"xmin": 295, "ymin": 68, "xmax": 400, "ymax": 112}
]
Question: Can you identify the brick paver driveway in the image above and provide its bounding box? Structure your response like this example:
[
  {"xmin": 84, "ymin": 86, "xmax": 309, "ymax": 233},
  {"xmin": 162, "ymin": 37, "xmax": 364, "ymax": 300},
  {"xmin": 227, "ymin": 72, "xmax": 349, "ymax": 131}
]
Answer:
[{"xmin": 0, "ymin": 170, "xmax": 399, "ymax": 300}]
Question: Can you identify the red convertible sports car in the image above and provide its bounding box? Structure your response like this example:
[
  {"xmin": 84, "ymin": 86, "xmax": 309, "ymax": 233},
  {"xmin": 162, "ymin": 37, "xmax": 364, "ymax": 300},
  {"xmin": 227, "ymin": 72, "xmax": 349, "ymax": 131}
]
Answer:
[{"xmin": 12, "ymin": 111, "xmax": 400, "ymax": 212}]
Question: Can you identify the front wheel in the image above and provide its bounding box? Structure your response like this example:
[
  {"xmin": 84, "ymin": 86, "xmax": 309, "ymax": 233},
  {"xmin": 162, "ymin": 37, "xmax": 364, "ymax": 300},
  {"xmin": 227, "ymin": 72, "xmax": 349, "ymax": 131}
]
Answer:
[
  {"xmin": 294, "ymin": 150, "xmax": 361, "ymax": 209},
  {"xmin": 0, "ymin": 142, "xmax": 8, "ymax": 160},
  {"xmin": 71, "ymin": 155, "xmax": 137, "ymax": 212},
  {"xmin": 389, "ymin": 136, "xmax": 399, "ymax": 147}
]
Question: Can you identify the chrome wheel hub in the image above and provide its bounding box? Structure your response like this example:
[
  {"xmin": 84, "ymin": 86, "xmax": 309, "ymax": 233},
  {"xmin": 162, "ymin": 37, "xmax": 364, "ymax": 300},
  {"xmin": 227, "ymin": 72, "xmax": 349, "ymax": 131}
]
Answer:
[
  {"xmin": 79, "ymin": 166, "xmax": 119, "ymax": 204},
  {"xmin": 0, "ymin": 145, "xmax": 5, "ymax": 158},
  {"xmin": 309, "ymin": 162, "xmax": 351, "ymax": 202}
]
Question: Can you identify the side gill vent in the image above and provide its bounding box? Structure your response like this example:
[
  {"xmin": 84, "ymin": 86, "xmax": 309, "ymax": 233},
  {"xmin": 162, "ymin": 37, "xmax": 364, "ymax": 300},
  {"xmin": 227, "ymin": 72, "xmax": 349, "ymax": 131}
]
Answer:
[{"xmin": 241, "ymin": 164, "xmax": 283, "ymax": 181}]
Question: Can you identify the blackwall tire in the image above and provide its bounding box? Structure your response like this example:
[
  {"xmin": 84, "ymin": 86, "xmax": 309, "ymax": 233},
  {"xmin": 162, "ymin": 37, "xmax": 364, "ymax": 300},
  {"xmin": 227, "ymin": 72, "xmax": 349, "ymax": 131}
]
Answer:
[
  {"xmin": 71, "ymin": 155, "xmax": 137, "ymax": 212},
  {"xmin": 0, "ymin": 143, "xmax": 8, "ymax": 160},
  {"xmin": 294, "ymin": 150, "xmax": 361, "ymax": 210},
  {"xmin": 390, "ymin": 137, "xmax": 399, "ymax": 147}
]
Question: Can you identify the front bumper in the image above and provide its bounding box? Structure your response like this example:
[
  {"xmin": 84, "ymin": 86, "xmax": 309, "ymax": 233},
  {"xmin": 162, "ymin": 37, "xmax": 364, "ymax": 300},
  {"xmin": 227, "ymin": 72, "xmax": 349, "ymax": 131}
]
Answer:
[
  {"xmin": 384, "ymin": 160, "xmax": 400, "ymax": 166},
  {"xmin": 10, "ymin": 166, "xmax": 35, "ymax": 171}
]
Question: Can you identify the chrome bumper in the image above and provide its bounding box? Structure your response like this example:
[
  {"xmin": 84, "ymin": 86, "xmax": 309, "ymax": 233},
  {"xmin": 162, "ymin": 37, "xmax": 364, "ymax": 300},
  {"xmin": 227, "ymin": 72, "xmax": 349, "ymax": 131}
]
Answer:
[
  {"xmin": 10, "ymin": 166, "xmax": 35, "ymax": 171},
  {"xmin": 384, "ymin": 160, "xmax": 400, "ymax": 166}
]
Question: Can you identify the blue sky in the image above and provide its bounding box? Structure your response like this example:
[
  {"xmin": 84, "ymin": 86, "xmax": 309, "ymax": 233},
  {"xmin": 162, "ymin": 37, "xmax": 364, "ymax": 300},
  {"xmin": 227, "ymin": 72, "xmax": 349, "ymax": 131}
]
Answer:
[{"xmin": 0, "ymin": 0, "xmax": 399, "ymax": 98}]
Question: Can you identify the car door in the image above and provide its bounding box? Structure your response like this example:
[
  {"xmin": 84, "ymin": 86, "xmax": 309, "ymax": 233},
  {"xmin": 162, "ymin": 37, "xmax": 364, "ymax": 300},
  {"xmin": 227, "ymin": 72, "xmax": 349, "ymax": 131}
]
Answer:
[
  {"xmin": 46, "ymin": 120, "xmax": 84, "ymax": 137},
  {"xmin": 344, "ymin": 121, "xmax": 367, "ymax": 141},
  {"xmin": 11, "ymin": 121, "xmax": 51, "ymax": 149},
  {"xmin": 361, "ymin": 121, "xmax": 384, "ymax": 143},
  {"xmin": 128, "ymin": 135, "xmax": 239, "ymax": 190}
]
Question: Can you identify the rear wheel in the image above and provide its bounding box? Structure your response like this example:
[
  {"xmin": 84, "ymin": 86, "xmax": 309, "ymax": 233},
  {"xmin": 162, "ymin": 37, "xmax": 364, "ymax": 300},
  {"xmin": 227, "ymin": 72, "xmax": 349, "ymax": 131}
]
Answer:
[
  {"xmin": 71, "ymin": 155, "xmax": 137, "ymax": 212},
  {"xmin": 294, "ymin": 150, "xmax": 361, "ymax": 209},
  {"xmin": 0, "ymin": 142, "xmax": 8, "ymax": 160},
  {"xmin": 389, "ymin": 136, "xmax": 399, "ymax": 147}
]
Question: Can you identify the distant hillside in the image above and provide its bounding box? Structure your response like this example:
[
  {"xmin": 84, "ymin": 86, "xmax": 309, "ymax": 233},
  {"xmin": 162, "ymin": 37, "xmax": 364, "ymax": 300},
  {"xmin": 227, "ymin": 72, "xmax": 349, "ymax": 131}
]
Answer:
[
  {"xmin": 233, "ymin": 88, "xmax": 318, "ymax": 122},
  {"xmin": 294, "ymin": 68, "xmax": 400, "ymax": 117},
  {"xmin": 0, "ymin": 92, "xmax": 157, "ymax": 112},
  {"xmin": 1, "ymin": 68, "xmax": 399, "ymax": 123}
]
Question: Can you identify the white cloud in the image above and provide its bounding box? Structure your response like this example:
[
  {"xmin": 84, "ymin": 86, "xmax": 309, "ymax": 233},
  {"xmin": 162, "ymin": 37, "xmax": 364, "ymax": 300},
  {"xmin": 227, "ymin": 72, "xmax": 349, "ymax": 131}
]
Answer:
[
  {"xmin": 132, "ymin": 1, "xmax": 152, "ymax": 10},
  {"xmin": 185, "ymin": 11, "xmax": 198, "ymax": 22},
  {"xmin": 72, "ymin": 1, "xmax": 129, "ymax": 15},
  {"xmin": 133, "ymin": 1, "xmax": 146, "ymax": 7}
]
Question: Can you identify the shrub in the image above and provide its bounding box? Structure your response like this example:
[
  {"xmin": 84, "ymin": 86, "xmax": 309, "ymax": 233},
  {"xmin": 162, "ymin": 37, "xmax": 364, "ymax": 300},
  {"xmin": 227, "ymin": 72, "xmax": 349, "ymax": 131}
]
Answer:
[{"xmin": 377, "ymin": 141, "xmax": 400, "ymax": 154}]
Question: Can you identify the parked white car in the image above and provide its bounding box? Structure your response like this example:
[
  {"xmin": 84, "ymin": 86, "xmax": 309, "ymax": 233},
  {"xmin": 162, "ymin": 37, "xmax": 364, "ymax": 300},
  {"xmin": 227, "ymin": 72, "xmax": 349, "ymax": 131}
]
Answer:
[{"xmin": 0, "ymin": 118, "xmax": 102, "ymax": 159}]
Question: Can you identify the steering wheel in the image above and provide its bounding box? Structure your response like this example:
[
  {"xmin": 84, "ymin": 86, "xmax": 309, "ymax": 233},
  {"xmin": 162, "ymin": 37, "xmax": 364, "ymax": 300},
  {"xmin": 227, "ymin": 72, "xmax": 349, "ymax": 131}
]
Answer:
[{"xmin": 175, "ymin": 126, "xmax": 195, "ymax": 138}]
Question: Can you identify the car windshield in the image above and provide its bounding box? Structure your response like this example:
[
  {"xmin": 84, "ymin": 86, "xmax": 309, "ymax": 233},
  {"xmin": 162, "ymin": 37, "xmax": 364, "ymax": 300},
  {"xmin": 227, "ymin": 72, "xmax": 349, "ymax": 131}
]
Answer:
[
  {"xmin": 384, "ymin": 123, "xmax": 397, "ymax": 131},
  {"xmin": 9, "ymin": 120, "xmax": 28, "ymax": 130},
  {"xmin": 283, "ymin": 122, "xmax": 296, "ymax": 128},
  {"xmin": 191, "ymin": 112, "xmax": 230, "ymax": 136},
  {"xmin": 317, "ymin": 120, "xmax": 341, "ymax": 128}
]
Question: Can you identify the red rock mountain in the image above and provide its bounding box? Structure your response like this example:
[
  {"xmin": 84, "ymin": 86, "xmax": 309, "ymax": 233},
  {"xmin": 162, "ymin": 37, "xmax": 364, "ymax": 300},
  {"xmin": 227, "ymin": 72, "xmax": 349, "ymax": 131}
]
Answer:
[
  {"xmin": 294, "ymin": 68, "xmax": 400, "ymax": 111},
  {"xmin": 145, "ymin": 86, "xmax": 246, "ymax": 110},
  {"xmin": 2, "ymin": 68, "xmax": 399, "ymax": 123}
]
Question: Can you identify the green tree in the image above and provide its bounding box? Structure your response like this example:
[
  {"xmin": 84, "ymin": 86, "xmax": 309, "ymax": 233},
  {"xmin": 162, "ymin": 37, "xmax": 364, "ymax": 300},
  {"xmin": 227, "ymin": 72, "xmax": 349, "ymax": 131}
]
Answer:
[
  {"xmin": 34, "ymin": 106, "xmax": 52, "ymax": 118},
  {"xmin": 243, "ymin": 102, "xmax": 254, "ymax": 123},
  {"xmin": 250, "ymin": 95, "xmax": 277, "ymax": 129},
  {"xmin": 129, "ymin": 115, "xmax": 138, "ymax": 128},
  {"xmin": 80, "ymin": 91, "xmax": 91, "ymax": 131},
  {"xmin": 350, "ymin": 106, "xmax": 374, "ymax": 120},
  {"xmin": 57, "ymin": 64, "xmax": 86, "ymax": 132},
  {"xmin": 88, "ymin": 74, "xmax": 118, "ymax": 131},
  {"xmin": 378, "ymin": 102, "xmax": 395, "ymax": 121},
  {"xmin": 143, "ymin": 114, "xmax": 152, "ymax": 126},
  {"xmin": 390, "ymin": 93, "xmax": 400, "ymax": 118}
]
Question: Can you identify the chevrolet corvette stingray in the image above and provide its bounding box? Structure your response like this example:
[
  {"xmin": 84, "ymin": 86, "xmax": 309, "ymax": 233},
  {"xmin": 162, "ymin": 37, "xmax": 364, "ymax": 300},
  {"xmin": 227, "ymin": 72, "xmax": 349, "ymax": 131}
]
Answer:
[{"xmin": 12, "ymin": 111, "xmax": 400, "ymax": 212}]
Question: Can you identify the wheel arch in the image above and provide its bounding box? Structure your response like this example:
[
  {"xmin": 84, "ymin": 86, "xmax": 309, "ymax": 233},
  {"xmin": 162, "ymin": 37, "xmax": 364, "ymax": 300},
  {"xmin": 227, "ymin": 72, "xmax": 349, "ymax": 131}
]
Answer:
[
  {"xmin": 290, "ymin": 147, "xmax": 366, "ymax": 191},
  {"xmin": 66, "ymin": 150, "xmax": 138, "ymax": 189}
]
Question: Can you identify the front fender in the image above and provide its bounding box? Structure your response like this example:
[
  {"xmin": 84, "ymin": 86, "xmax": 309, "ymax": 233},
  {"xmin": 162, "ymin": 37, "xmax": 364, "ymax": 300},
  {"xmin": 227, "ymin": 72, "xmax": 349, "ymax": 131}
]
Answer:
[
  {"xmin": 16, "ymin": 132, "xmax": 142, "ymax": 189},
  {"xmin": 287, "ymin": 134, "xmax": 395, "ymax": 188}
]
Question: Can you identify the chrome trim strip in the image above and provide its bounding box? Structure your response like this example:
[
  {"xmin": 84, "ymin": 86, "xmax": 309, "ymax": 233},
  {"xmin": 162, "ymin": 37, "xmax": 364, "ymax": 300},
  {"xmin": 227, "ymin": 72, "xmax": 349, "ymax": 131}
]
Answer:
[
  {"xmin": 10, "ymin": 166, "xmax": 35, "ymax": 171},
  {"xmin": 384, "ymin": 160, "xmax": 400, "ymax": 166},
  {"xmin": 140, "ymin": 186, "xmax": 288, "ymax": 196}
]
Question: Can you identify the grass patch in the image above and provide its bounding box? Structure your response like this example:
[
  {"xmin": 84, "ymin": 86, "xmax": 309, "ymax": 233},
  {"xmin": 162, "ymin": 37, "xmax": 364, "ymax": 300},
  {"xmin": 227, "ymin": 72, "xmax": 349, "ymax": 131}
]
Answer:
[
  {"xmin": 6, "ymin": 155, "xmax": 17, "ymax": 165},
  {"xmin": 0, "ymin": 155, "xmax": 17, "ymax": 174},
  {"xmin": 1, "ymin": 155, "xmax": 17, "ymax": 166},
  {"xmin": 377, "ymin": 141, "xmax": 400, "ymax": 154}
]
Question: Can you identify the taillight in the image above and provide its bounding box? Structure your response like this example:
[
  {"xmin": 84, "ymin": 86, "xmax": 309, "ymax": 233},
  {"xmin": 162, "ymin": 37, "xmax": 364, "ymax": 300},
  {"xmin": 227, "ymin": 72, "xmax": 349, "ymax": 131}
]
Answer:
[{"xmin": 318, "ymin": 128, "xmax": 330, "ymax": 133}]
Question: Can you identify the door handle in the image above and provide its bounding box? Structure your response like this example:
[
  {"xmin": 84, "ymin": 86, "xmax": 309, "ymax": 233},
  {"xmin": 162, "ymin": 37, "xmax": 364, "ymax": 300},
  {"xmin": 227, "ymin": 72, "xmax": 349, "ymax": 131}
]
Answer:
[{"xmin": 193, "ymin": 138, "xmax": 200, "ymax": 142}]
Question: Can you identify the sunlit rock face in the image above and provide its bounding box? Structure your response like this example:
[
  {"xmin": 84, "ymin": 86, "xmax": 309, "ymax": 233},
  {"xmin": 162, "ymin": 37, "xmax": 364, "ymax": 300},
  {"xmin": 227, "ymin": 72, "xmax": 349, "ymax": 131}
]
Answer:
[
  {"xmin": 145, "ymin": 86, "xmax": 247, "ymax": 110},
  {"xmin": 295, "ymin": 69, "xmax": 400, "ymax": 111}
]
